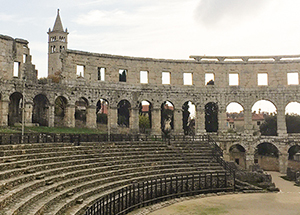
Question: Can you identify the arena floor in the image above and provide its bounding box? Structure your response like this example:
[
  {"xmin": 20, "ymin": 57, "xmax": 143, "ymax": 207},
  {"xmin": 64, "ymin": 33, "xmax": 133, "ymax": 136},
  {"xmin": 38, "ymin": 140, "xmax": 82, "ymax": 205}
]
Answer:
[{"xmin": 139, "ymin": 172, "xmax": 300, "ymax": 215}]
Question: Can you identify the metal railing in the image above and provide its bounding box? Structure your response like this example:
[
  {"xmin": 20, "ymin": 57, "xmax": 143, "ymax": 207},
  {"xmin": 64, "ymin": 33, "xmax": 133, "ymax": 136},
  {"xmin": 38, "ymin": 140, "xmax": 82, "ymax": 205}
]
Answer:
[{"xmin": 85, "ymin": 172, "xmax": 234, "ymax": 215}]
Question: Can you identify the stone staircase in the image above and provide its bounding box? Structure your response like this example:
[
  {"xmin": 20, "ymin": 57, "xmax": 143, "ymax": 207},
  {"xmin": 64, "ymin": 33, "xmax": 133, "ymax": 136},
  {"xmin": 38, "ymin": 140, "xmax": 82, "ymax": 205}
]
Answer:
[{"xmin": 0, "ymin": 140, "xmax": 228, "ymax": 215}]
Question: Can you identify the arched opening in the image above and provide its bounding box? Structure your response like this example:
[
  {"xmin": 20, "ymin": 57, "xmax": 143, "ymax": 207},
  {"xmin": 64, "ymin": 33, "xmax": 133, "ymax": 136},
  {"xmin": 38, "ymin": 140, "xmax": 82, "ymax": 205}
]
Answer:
[
  {"xmin": 118, "ymin": 100, "xmax": 131, "ymax": 127},
  {"xmin": 252, "ymin": 100, "xmax": 277, "ymax": 136},
  {"xmin": 75, "ymin": 97, "xmax": 88, "ymax": 128},
  {"xmin": 288, "ymin": 145, "xmax": 300, "ymax": 170},
  {"xmin": 139, "ymin": 100, "xmax": 152, "ymax": 134},
  {"xmin": 226, "ymin": 102, "xmax": 244, "ymax": 132},
  {"xmin": 288, "ymin": 145, "xmax": 300, "ymax": 160},
  {"xmin": 182, "ymin": 101, "xmax": 196, "ymax": 135},
  {"xmin": 161, "ymin": 101, "xmax": 174, "ymax": 134},
  {"xmin": 229, "ymin": 144, "xmax": 246, "ymax": 168},
  {"xmin": 96, "ymin": 99, "xmax": 108, "ymax": 131},
  {"xmin": 8, "ymin": 92, "xmax": 23, "ymax": 126},
  {"xmin": 255, "ymin": 142, "xmax": 279, "ymax": 171},
  {"xmin": 32, "ymin": 94, "xmax": 49, "ymax": 126},
  {"xmin": 205, "ymin": 102, "xmax": 218, "ymax": 132},
  {"xmin": 54, "ymin": 96, "xmax": 67, "ymax": 127},
  {"xmin": 285, "ymin": 102, "xmax": 300, "ymax": 133}
]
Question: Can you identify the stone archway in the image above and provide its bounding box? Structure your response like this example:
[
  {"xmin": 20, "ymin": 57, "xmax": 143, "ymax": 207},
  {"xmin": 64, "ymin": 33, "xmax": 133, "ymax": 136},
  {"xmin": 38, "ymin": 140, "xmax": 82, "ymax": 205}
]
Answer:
[
  {"xmin": 75, "ymin": 97, "xmax": 88, "ymax": 128},
  {"xmin": 205, "ymin": 102, "xmax": 218, "ymax": 132},
  {"xmin": 161, "ymin": 101, "xmax": 174, "ymax": 134},
  {"xmin": 32, "ymin": 94, "xmax": 50, "ymax": 126},
  {"xmin": 8, "ymin": 92, "xmax": 23, "ymax": 126},
  {"xmin": 117, "ymin": 100, "xmax": 131, "ymax": 128},
  {"xmin": 229, "ymin": 144, "xmax": 246, "ymax": 168},
  {"xmin": 255, "ymin": 142, "xmax": 279, "ymax": 171},
  {"xmin": 139, "ymin": 100, "xmax": 152, "ymax": 134},
  {"xmin": 54, "ymin": 96, "xmax": 67, "ymax": 127}
]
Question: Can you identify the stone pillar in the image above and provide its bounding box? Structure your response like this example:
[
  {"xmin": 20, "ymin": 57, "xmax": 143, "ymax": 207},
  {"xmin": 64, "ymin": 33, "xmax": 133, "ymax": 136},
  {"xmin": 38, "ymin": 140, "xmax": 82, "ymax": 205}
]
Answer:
[
  {"xmin": 279, "ymin": 152, "xmax": 288, "ymax": 174},
  {"xmin": 195, "ymin": 106, "xmax": 206, "ymax": 134},
  {"xmin": 244, "ymin": 107, "xmax": 253, "ymax": 134},
  {"xmin": 173, "ymin": 108, "xmax": 183, "ymax": 135},
  {"xmin": 109, "ymin": 106, "xmax": 118, "ymax": 133},
  {"xmin": 24, "ymin": 102, "xmax": 33, "ymax": 125},
  {"xmin": 218, "ymin": 107, "xmax": 227, "ymax": 132},
  {"xmin": 245, "ymin": 152, "xmax": 255, "ymax": 170},
  {"xmin": 86, "ymin": 105, "xmax": 97, "ymax": 129},
  {"xmin": 64, "ymin": 104, "xmax": 75, "ymax": 128},
  {"xmin": 277, "ymin": 107, "xmax": 287, "ymax": 136},
  {"xmin": 151, "ymin": 107, "xmax": 161, "ymax": 135},
  {"xmin": 0, "ymin": 100, "xmax": 9, "ymax": 126},
  {"xmin": 48, "ymin": 104, "xmax": 54, "ymax": 127},
  {"xmin": 130, "ymin": 107, "xmax": 139, "ymax": 133}
]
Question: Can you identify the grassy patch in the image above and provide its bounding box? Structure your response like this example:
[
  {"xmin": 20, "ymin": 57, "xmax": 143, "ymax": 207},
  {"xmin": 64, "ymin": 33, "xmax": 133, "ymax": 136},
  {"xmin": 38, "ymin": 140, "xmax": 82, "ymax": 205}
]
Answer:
[{"xmin": 0, "ymin": 127, "xmax": 20, "ymax": 133}]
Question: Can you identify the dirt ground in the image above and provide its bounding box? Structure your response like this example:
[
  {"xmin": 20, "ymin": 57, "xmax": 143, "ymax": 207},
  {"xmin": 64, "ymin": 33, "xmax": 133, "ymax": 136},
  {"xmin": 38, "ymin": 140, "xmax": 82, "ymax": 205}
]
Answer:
[{"xmin": 145, "ymin": 172, "xmax": 300, "ymax": 215}]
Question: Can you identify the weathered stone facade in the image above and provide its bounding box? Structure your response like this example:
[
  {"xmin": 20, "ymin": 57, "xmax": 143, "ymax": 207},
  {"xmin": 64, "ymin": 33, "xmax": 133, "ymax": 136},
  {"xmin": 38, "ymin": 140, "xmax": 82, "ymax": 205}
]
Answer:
[{"xmin": 1, "ymin": 11, "xmax": 300, "ymax": 173}]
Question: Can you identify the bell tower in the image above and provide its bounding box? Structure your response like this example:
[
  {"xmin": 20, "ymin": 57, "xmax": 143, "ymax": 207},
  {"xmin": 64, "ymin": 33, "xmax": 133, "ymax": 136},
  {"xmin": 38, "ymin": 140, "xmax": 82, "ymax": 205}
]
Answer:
[{"xmin": 47, "ymin": 9, "xmax": 68, "ymax": 77}]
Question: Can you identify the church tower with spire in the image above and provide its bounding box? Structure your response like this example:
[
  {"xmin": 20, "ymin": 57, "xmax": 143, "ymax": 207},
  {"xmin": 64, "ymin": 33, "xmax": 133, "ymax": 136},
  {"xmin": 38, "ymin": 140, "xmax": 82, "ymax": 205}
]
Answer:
[{"xmin": 47, "ymin": 9, "xmax": 68, "ymax": 77}]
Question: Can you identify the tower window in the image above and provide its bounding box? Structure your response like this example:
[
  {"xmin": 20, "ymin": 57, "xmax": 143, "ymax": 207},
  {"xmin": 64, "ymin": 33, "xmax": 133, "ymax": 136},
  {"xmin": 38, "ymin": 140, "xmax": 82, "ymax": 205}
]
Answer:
[
  {"xmin": 98, "ymin": 67, "xmax": 105, "ymax": 81},
  {"xmin": 23, "ymin": 54, "xmax": 27, "ymax": 63}
]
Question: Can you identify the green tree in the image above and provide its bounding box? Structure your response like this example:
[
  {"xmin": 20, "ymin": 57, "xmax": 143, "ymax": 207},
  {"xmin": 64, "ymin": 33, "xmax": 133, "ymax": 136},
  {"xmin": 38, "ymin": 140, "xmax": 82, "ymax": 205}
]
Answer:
[
  {"xmin": 259, "ymin": 114, "xmax": 277, "ymax": 136},
  {"xmin": 286, "ymin": 114, "xmax": 300, "ymax": 133},
  {"xmin": 139, "ymin": 114, "xmax": 150, "ymax": 133}
]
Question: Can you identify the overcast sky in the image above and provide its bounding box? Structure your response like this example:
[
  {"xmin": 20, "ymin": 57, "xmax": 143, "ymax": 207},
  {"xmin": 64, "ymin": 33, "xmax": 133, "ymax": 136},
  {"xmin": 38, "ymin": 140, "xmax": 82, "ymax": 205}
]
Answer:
[{"xmin": 1, "ymin": 0, "xmax": 300, "ymax": 78}]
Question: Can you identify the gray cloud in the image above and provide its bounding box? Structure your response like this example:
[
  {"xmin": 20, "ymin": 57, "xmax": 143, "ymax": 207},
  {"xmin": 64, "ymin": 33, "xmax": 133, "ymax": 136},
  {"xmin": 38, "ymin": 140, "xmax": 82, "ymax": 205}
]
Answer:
[{"xmin": 195, "ymin": 0, "xmax": 270, "ymax": 26}]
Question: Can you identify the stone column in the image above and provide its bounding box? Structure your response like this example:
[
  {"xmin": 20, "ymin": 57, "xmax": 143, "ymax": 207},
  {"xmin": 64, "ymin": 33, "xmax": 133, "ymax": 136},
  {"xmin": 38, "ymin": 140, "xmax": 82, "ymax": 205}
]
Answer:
[
  {"xmin": 279, "ymin": 152, "xmax": 288, "ymax": 174},
  {"xmin": 277, "ymin": 107, "xmax": 287, "ymax": 136},
  {"xmin": 195, "ymin": 106, "xmax": 206, "ymax": 134},
  {"xmin": 86, "ymin": 105, "xmax": 97, "ymax": 129},
  {"xmin": 109, "ymin": 106, "xmax": 118, "ymax": 133},
  {"xmin": 151, "ymin": 107, "xmax": 161, "ymax": 135},
  {"xmin": 173, "ymin": 108, "xmax": 183, "ymax": 135},
  {"xmin": 24, "ymin": 102, "xmax": 33, "ymax": 125},
  {"xmin": 0, "ymin": 100, "xmax": 9, "ymax": 126},
  {"xmin": 218, "ymin": 107, "xmax": 227, "ymax": 132},
  {"xmin": 48, "ymin": 104, "xmax": 54, "ymax": 127},
  {"xmin": 245, "ymin": 152, "xmax": 255, "ymax": 170},
  {"xmin": 64, "ymin": 104, "xmax": 75, "ymax": 128},
  {"xmin": 244, "ymin": 107, "xmax": 253, "ymax": 134},
  {"xmin": 130, "ymin": 107, "xmax": 139, "ymax": 134}
]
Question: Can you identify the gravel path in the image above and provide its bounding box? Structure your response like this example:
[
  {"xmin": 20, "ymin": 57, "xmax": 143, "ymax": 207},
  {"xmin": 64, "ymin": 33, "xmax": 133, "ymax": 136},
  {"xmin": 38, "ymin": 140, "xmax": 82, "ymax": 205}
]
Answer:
[{"xmin": 146, "ymin": 171, "xmax": 300, "ymax": 215}]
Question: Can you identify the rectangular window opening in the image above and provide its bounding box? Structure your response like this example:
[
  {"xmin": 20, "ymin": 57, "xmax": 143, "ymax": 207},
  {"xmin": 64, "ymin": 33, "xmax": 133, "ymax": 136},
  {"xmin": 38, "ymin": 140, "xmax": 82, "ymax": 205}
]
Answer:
[
  {"xmin": 140, "ymin": 71, "xmax": 148, "ymax": 84},
  {"xmin": 76, "ymin": 65, "xmax": 84, "ymax": 77},
  {"xmin": 205, "ymin": 73, "xmax": 215, "ymax": 85},
  {"xmin": 98, "ymin": 67, "xmax": 105, "ymax": 81},
  {"xmin": 257, "ymin": 73, "xmax": 268, "ymax": 86},
  {"xmin": 119, "ymin": 69, "xmax": 127, "ymax": 82},
  {"xmin": 183, "ymin": 73, "xmax": 193, "ymax": 85},
  {"xmin": 287, "ymin": 72, "xmax": 299, "ymax": 85},
  {"xmin": 162, "ymin": 71, "xmax": 171, "ymax": 85},
  {"xmin": 229, "ymin": 73, "xmax": 239, "ymax": 86},
  {"xmin": 13, "ymin": 62, "xmax": 20, "ymax": 77},
  {"xmin": 23, "ymin": 54, "xmax": 27, "ymax": 63}
]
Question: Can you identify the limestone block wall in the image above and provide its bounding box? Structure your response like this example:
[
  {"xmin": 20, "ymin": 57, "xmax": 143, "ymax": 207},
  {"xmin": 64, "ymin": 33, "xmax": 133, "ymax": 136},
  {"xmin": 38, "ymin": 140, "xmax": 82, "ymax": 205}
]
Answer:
[{"xmin": 0, "ymin": 35, "xmax": 36, "ymax": 81}]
